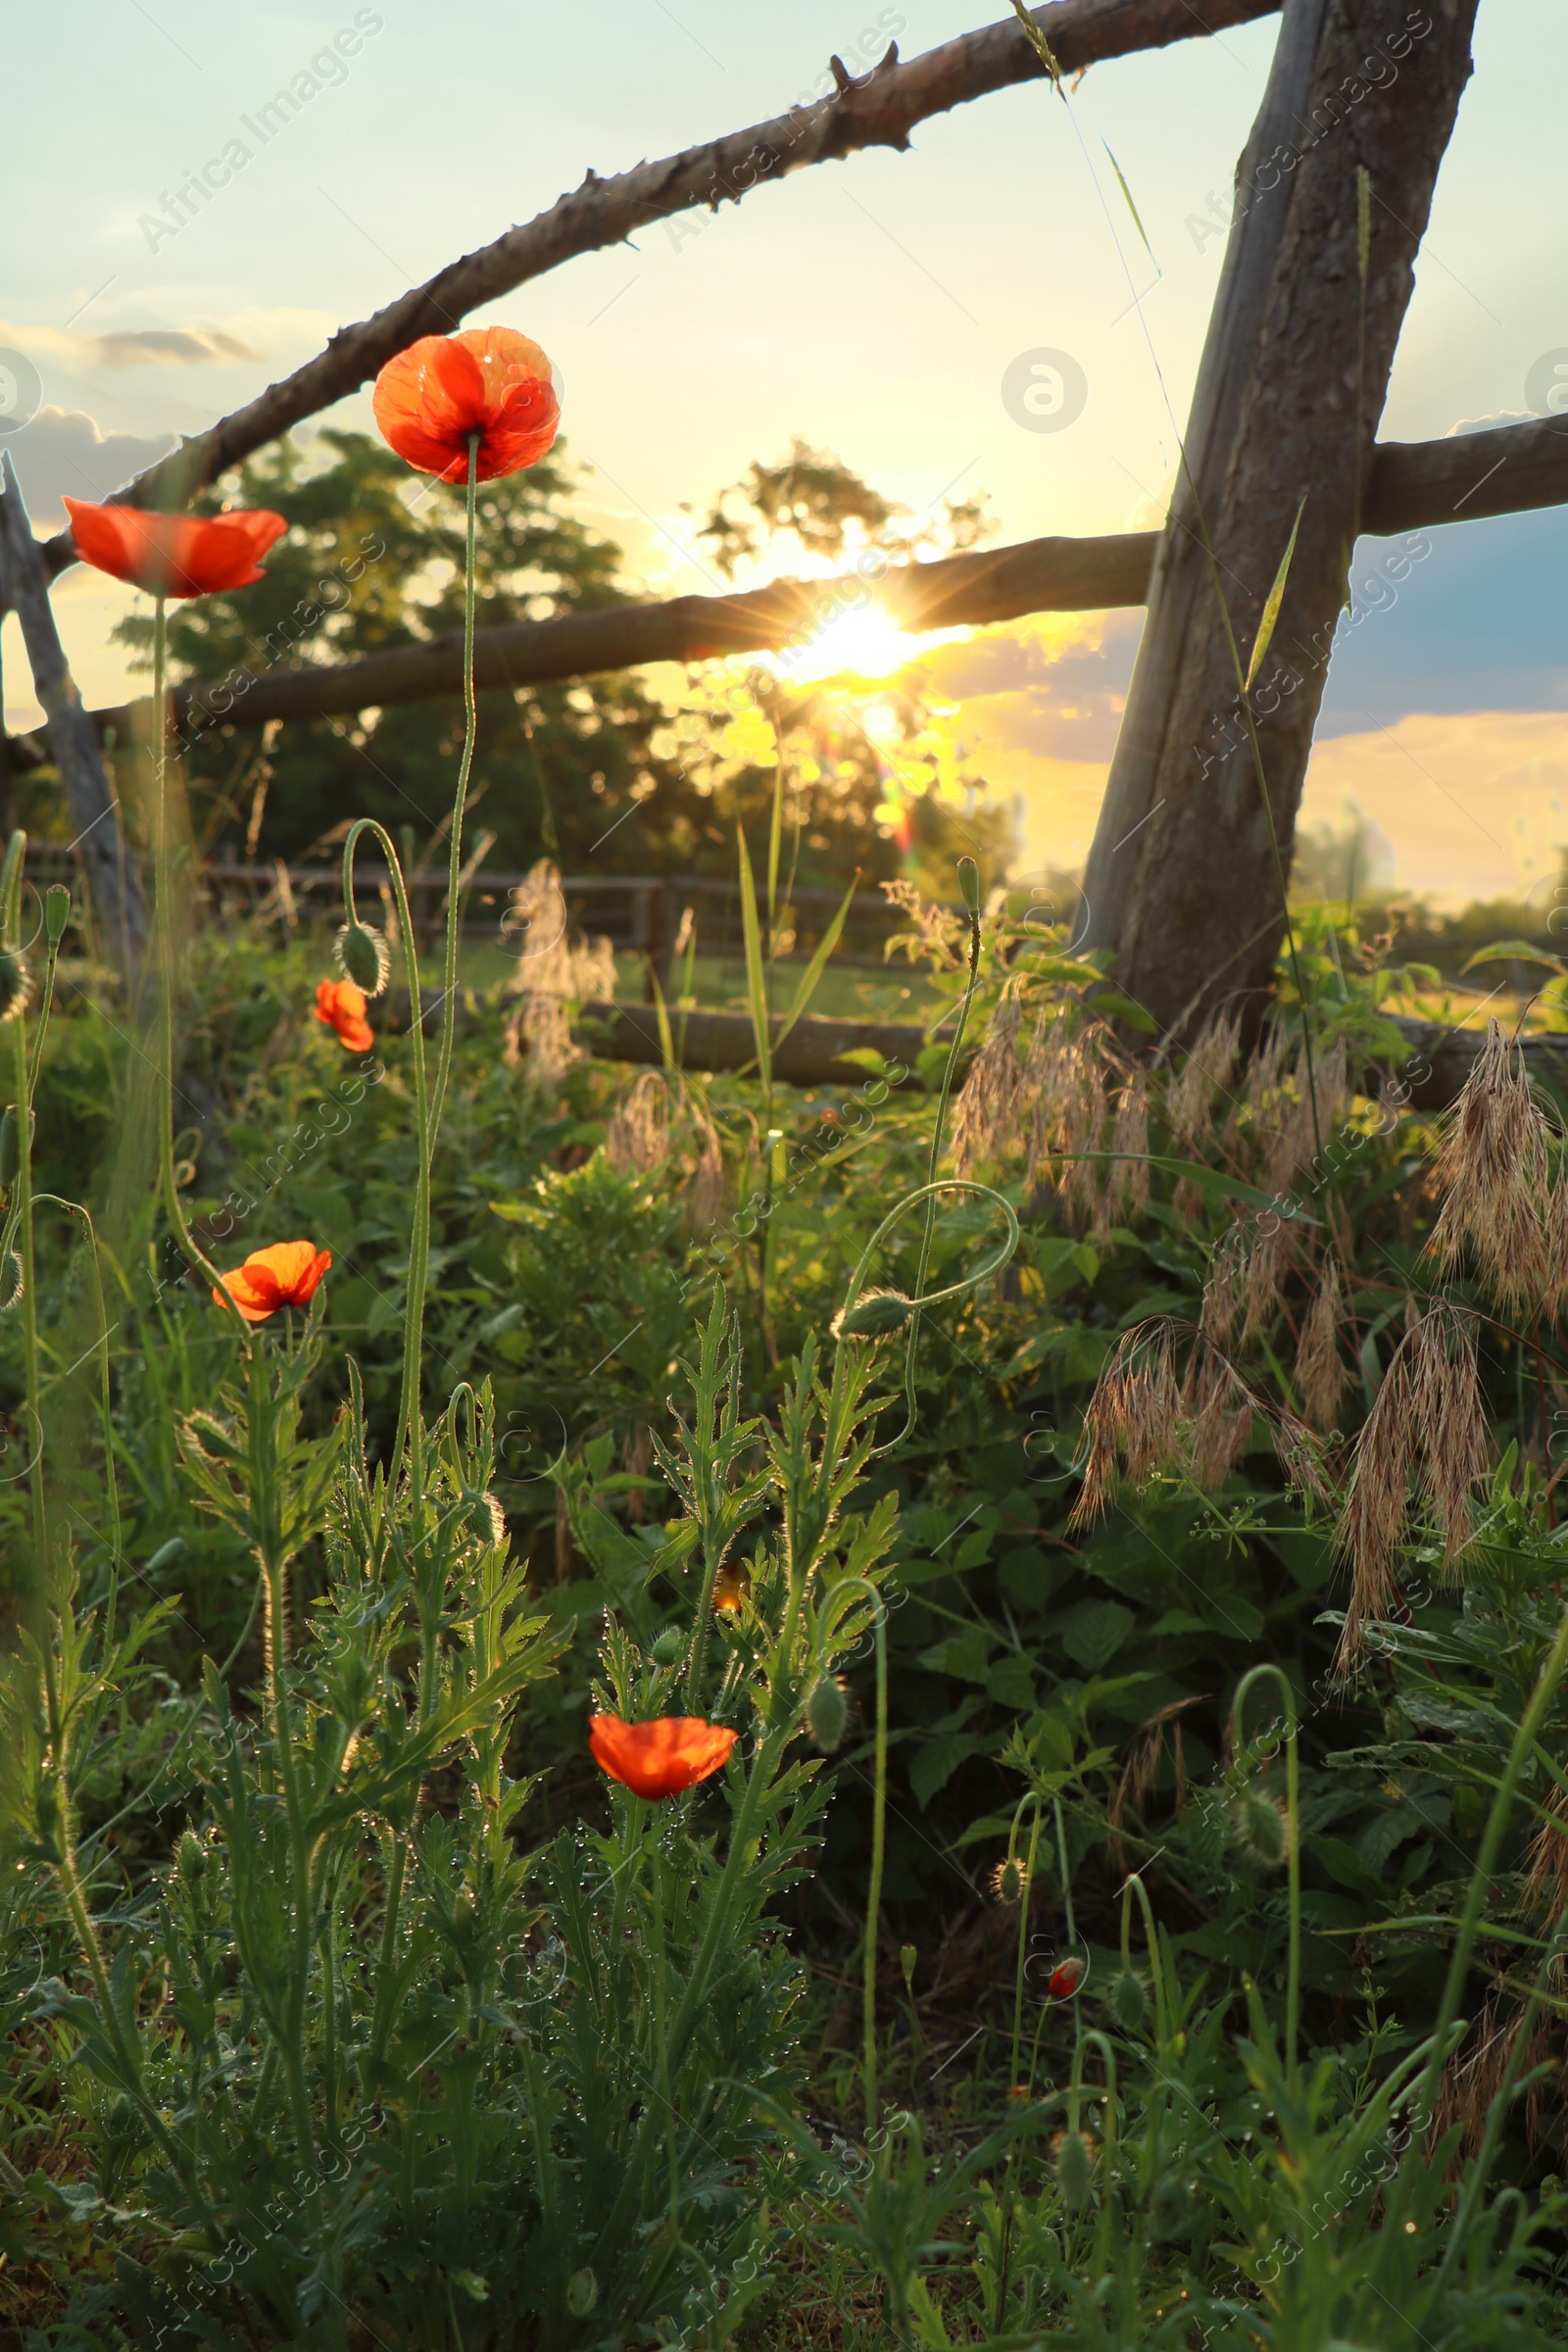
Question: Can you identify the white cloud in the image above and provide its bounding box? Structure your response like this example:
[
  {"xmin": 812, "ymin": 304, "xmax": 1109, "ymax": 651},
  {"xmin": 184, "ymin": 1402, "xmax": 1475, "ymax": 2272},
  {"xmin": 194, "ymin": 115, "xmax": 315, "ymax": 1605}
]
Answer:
[
  {"xmin": 3, "ymin": 406, "xmax": 175, "ymax": 529},
  {"xmin": 0, "ymin": 318, "xmax": 264, "ymax": 369}
]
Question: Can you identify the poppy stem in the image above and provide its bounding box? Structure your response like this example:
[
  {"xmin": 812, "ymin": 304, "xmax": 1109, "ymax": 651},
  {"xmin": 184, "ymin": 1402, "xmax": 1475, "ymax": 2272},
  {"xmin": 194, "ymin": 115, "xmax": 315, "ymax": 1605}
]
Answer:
[
  {"xmin": 861, "ymin": 1608, "xmax": 888, "ymax": 2134},
  {"xmin": 149, "ymin": 595, "xmax": 246, "ymax": 1329},
  {"xmin": 427, "ymin": 436, "xmax": 481, "ymax": 1154}
]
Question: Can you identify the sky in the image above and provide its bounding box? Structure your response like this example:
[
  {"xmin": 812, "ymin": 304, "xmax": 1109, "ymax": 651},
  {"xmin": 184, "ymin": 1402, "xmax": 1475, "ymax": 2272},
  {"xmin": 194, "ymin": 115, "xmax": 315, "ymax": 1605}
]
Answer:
[{"xmin": 2, "ymin": 0, "xmax": 1565, "ymax": 903}]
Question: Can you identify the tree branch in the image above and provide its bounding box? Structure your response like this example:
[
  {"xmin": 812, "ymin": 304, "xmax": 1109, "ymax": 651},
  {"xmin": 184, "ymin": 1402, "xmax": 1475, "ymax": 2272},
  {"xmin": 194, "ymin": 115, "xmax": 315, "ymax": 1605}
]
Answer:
[{"xmin": 37, "ymin": 0, "xmax": 1277, "ymax": 580}]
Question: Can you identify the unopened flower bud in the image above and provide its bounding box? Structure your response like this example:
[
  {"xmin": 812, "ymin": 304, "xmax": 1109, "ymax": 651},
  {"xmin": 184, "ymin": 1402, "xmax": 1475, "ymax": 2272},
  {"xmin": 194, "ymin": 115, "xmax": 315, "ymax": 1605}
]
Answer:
[
  {"xmin": 176, "ymin": 1829, "xmax": 207, "ymax": 1886},
  {"xmin": 1054, "ymin": 2129, "xmax": 1095, "ymax": 2209},
  {"xmin": 1108, "ymin": 1968, "xmax": 1148, "ymax": 2033},
  {"xmin": 1232, "ymin": 1787, "xmax": 1288, "ymax": 1868},
  {"xmin": 44, "ymin": 886, "xmax": 71, "ymax": 946},
  {"xmin": 831, "ymin": 1287, "xmax": 914, "ymax": 1341},
  {"xmin": 336, "ymin": 920, "xmax": 391, "ymax": 999},
  {"xmin": 565, "ymin": 2268, "xmax": 598, "ymax": 2316},
  {"xmin": 991, "ymin": 1855, "xmax": 1030, "ymax": 1906},
  {"xmin": 651, "ymin": 1628, "xmax": 684, "ymax": 1668},
  {"xmin": 806, "ymin": 1675, "xmax": 849, "ymax": 1752},
  {"xmin": 0, "ymin": 1249, "xmax": 23, "ymax": 1312},
  {"xmin": 957, "ymin": 856, "xmax": 981, "ymax": 917},
  {"xmin": 1047, "ymin": 1955, "xmax": 1085, "ymax": 2000}
]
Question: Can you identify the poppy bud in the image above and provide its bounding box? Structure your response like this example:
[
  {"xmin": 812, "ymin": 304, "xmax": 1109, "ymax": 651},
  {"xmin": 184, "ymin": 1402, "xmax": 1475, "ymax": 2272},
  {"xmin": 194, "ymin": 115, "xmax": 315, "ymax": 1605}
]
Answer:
[
  {"xmin": 1054, "ymin": 2129, "xmax": 1095, "ymax": 2209},
  {"xmin": 1047, "ymin": 1956, "xmax": 1084, "ymax": 2000},
  {"xmin": 176, "ymin": 1829, "xmax": 207, "ymax": 1886},
  {"xmin": 900, "ymin": 1944, "xmax": 917, "ymax": 1994},
  {"xmin": 651, "ymin": 1628, "xmax": 685, "ymax": 1668},
  {"xmin": 465, "ymin": 1489, "xmax": 506, "ymax": 1547},
  {"xmin": 0, "ymin": 1249, "xmax": 23, "ymax": 1313},
  {"xmin": 1108, "ymin": 1968, "xmax": 1148, "ymax": 2033},
  {"xmin": 1232, "ymin": 1788, "xmax": 1288, "ymax": 1868},
  {"xmin": 44, "ymin": 886, "xmax": 71, "ymax": 946},
  {"xmin": 831, "ymin": 1287, "xmax": 915, "ymax": 1341},
  {"xmin": 806, "ymin": 1675, "xmax": 849, "ymax": 1752},
  {"xmin": 335, "ymin": 920, "xmax": 391, "ymax": 999},
  {"xmin": 0, "ymin": 951, "xmax": 30, "ymax": 1021},
  {"xmin": 565, "ymin": 2269, "xmax": 598, "ymax": 2316},
  {"xmin": 1150, "ymin": 2172, "xmax": 1197, "ymax": 2240},
  {"xmin": 991, "ymin": 1855, "xmax": 1029, "ymax": 1906},
  {"xmin": 957, "ymin": 856, "xmax": 981, "ymax": 917}
]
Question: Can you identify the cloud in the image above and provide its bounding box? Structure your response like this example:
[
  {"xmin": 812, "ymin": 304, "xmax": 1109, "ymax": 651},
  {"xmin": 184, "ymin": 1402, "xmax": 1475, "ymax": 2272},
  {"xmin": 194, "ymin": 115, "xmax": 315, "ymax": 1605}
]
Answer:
[
  {"xmin": 4, "ymin": 406, "xmax": 176, "ymax": 529},
  {"xmin": 924, "ymin": 611, "xmax": 1141, "ymax": 763},
  {"xmin": 0, "ymin": 318, "xmax": 264, "ymax": 371}
]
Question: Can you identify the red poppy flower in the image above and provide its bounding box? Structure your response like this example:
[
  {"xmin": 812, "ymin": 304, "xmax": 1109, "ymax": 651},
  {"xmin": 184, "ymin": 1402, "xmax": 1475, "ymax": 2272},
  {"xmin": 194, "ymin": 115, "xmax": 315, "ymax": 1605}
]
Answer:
[
  {"xmin": 372, "ymin": 326, "xmax": 560, "ymax": 482},
  {"xmin": 62, "ymin": 497, "xmax": 287, "ymax": 599},
  {"xmin": 212, "ymin": 1241, "xmax": 331, "ymax": 1323},
  {"xmin": 588, "ymin": 1713, "xmax": 738, "ymax": 1801},
  {"xmin": 1048, "ymin": 1956, "xmax": 1085, "ymax": 2000},
  {"xmin": 314, "ymin": 977, "xmax": 373, "ymax": 1053}
]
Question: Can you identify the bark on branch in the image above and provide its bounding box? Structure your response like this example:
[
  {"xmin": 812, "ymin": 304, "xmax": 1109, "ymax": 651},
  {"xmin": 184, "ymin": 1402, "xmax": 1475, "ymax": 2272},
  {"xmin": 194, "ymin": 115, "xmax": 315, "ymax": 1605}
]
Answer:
[{"xmin": 37, "ymin": 0, "xmax": 1277, "ymax": 580}]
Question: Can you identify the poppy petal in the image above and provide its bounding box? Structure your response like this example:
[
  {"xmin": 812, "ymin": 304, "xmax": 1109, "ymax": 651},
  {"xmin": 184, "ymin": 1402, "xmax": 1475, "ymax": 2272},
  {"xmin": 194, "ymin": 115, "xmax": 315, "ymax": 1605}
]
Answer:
[
  {"xmin": 589, "ymin": 1713, "xmax": 738, "ymax": 1800},
  {"xmin": 63, "ymin": 498, "xmax": 286, "ymax": 599}
]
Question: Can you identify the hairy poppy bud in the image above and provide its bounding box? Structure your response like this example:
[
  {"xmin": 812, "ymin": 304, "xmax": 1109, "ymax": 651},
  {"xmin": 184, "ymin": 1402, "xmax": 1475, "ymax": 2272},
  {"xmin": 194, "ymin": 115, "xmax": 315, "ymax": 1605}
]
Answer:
[
  {"xmin": 44, "ymin": 885, "xmax": 71, "ymax": 947},
  {"xmin": 901, "ymin": 1944, "xmax": 917, "ymax": 1994},
  {"xmin": 0, "ymin": 951, "xmax": 30, "ymax": 1021},
  {"xmin": 176, "ymin": 1829, "xmax": 207, "ymax": 1886},
  {"xmin": 1150, "ymin": 2173, "xmax": 1197, "ymax": 2240},
  {"xmin": 565, "ymin": 2269, "xmax": 598, "ymax": 2317},
  {"xmin": 957, "ymin": 856, "xmax": 980, "ymax": 917},
  {"xmin": 335, "ymin": 920, "xmax": 391, "ymax": 999},
  {"xmin": 831, "ymin": 1287, "xmax": 914, "ymax": 1341},
  {"xmin": 1108, "ymin": 1968, "xmax": 1148, "ymax": 2034},
  {"xmin": 1054, "ymin": 2130, "xmax": 1095, "ymax": 2209},
  {"xmin": 1048, "ymin": 1956, "xmax": 1084, "ymax": 2000},
  {"xmin": 807, "ymin": 1675, "xmax": 850, "ymax": 1752},
  {"xmin": 0, "ymin": 1249, "xmax": 23, "ymax": 1313},
  {"xmin": 991, "ymin": 1855, "xmax": 1029, "ymax": 1906},
  {"xmin": 651, "ymin": 1628, "xmax": 684, "ymax": 1669},
  {"xmin": 1233, "ymin": 1788, "xmax": 1288, "ymax": 1868},
  {"xmin": 465, "ymin": 1489, "xmax": 506, "ymax": 1548}
]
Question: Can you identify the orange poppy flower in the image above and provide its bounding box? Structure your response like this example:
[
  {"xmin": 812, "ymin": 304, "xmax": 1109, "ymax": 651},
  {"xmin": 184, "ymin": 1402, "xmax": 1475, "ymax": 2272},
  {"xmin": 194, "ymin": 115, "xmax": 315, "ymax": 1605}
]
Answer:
[
  {"xmin": 212, "ymin": 1241, "xmax": 331, "ymax": 1322},
  {"xmin": 62, "ymin": 497, "xmax": 287, "ymax": 599},
  {"xmin": 372, "ymin": 326, "xmax": 560, "ymax": 483},
  {"xmin": 314, "ymin": 977, "xmax": 373, "ymax": 1053},
  {"xmin": 588, "ymin": 1713, "xmax": 738, "ymax": 1801}
]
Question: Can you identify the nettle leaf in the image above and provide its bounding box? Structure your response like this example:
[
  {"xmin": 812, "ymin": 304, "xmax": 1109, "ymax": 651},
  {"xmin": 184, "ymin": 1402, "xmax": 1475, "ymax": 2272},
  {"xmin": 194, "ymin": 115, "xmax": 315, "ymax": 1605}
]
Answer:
[
  {"xmin": 910, "ymin": 1732, "xmax": 982, "ymax": 1808},
  {"xmin": 1057, "ymin": 1600, "xmax": 1135, "ymax": 1673}
]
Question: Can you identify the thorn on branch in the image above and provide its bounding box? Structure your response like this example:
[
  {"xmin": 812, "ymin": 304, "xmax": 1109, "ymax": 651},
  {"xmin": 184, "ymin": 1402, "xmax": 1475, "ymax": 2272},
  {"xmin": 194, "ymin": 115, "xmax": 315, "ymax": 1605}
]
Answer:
[{"xmin": 829, "ymin": 40, "xmax": 900, "ymax": 101}]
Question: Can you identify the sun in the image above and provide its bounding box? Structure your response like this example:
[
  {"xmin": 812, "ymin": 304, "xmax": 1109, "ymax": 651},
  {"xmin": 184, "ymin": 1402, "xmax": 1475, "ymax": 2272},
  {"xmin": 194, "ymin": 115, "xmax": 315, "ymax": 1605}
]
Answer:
[{"xmin": 773, "ymin": 605, "xmax": 965, "ymax": 686}]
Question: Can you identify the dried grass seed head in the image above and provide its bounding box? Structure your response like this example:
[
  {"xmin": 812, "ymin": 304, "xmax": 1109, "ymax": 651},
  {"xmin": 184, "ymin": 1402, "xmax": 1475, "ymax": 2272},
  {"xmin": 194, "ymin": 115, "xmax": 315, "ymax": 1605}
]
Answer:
[
  {"xmin": 605, "ymin": 1071, "xmax": 671, "ymax": 1177},
  {"xmin": 1295, "ymin": 1252, "xmax": 1348, "ymax": 1432},
  {"xmin": 1069, "ymin": 1318, "xmax": 1185, "ymax": 1528},
  {"xmin": 1430, "ymin": 1019, "xmax": 1554, "ymax": 1310}
]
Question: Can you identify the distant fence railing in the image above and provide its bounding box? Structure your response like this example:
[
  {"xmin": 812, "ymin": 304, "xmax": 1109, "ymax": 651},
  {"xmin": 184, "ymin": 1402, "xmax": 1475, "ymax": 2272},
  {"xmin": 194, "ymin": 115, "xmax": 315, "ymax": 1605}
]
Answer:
[{"xmin": 20, "ymin": 846, "xmax": 909, "ymax": 985}]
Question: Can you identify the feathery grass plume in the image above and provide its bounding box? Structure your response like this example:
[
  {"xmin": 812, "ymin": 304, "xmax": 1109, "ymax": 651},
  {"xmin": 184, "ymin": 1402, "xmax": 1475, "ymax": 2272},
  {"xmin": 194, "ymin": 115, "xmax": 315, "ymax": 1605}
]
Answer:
[
  {"xmin": 688, "ymin": 1099, "xmax": 724, "ymax": 1236},
  {"xmin": 1268, "ymin": 1403, "xmax": 1335, "ymax": 1509},
  {"xmin": 1199, "ymin": 1223, "xmax": 1250, "ymax": 1348},
  {"xmin": 1523, "ymin": 1778, "xmax": 1568, "ymax": 1935},
  {"xmin": 1295, "ymin": 1252, "xmax": 1348, "ymax": 1431},
  {"xmin": 1165, "ymin": 1006, "xmax": 1242, "ymax": 1151},
  {"xmin": 1429, "ymin": 1017, "xmax": 1554, "ymax": 1309},
  {"xmin": 1264, "ymin": 1036, "xmax": 1348, "ymax": 1195},
  {"xmin": 879, "ymin": 874, "xmax": 969, "ymax": 969},
  {"xmin": 1181, "ymin": 1348, "xmax": 1253, "ymax": 1489},
  {"xmin": 1428, "ymin": 1992, "xmax": 1550, "ymax": 2165},
  {"xmin": 1069, "ymin": 1318, "xmax": 1184, "ymax": 1527},
  {"xmin": 1097, "ymin": 1074, "xmax": 1150, "ymax": 1233},
  {"xmin": 1024, "ymin": 1016, "xmax": 1106, "ymax": 1224},
  {"xmin": 951, "ymin": 991, "xmax": 1022, "ymax": 1175},
  {"xmin": 1336, "ymin": 1302, "xmax": 1491, "ymax": 1670},
  {"xmin": 1241, "ymin": 1222, "xmax": 1292, "ymax": 1342},
  {"xmin": 502, "ymin": 857, "xmax": 615, "ymax": 1067},
  {"xmin": 605, "ymin": 1071, "xmax": 671, "ymax": 1177},
  {"xmin": 1107, "ymin": 1694, "xmax": 1199, "ymax": 1867}
]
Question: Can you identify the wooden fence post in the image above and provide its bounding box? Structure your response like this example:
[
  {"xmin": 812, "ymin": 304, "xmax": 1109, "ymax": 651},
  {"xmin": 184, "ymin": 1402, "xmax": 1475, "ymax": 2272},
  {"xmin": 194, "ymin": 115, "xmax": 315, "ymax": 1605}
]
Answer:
[
  {"xmin": 1080, "ymin": 0, "xmax": 1480, "ymax": 1041},
  {"xmin": 0, "ymin": 458, "xmax": 147, "ymax": 967}
]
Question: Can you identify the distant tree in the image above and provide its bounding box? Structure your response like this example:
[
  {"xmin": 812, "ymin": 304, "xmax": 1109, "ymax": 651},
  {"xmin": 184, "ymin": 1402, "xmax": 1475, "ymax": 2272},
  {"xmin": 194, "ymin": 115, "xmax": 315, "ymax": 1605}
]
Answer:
[{"xmin": 116, "ymin": 431, "xmax": 1014, "ymax": 892}]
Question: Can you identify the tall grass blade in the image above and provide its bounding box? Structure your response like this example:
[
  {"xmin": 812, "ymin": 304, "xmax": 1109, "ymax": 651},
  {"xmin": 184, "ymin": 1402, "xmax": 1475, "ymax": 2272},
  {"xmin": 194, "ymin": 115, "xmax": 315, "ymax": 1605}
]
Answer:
[
  {"xmin": 1245, "ymin": 496, "xmax": 1306, "ymax": 692},
  {"xmin": 736, "ymin": 822, "xmax": 771, "ymax": 1101},
  {"xmin": 773, "ymin": 869, "xmax": 859, "ymax": 1058}
]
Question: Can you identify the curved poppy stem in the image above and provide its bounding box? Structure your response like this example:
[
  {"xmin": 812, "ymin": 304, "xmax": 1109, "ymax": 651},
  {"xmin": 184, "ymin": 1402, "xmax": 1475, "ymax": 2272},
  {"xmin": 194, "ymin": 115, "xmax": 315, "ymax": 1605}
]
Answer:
[
  {"xmin": 150, "ymin": 596, "xmax": 248, "ymax": 1331},
  {"xmin": 427, "ymin": 435, "xmax": 480, "ymax": 1152},
  {"xmin": 341, "ymin": 817, "xmax": 428, "ymax": 1489}
]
